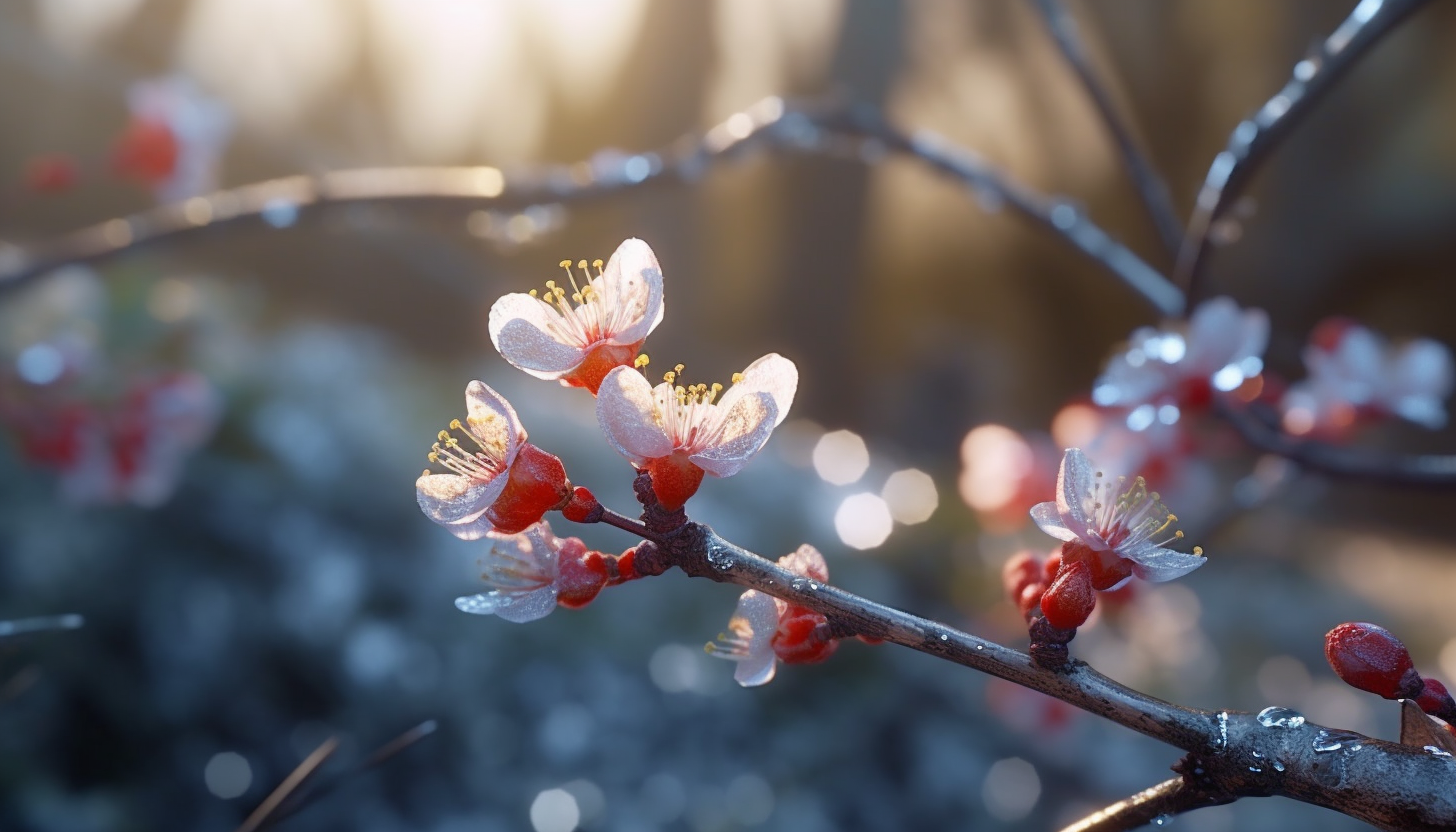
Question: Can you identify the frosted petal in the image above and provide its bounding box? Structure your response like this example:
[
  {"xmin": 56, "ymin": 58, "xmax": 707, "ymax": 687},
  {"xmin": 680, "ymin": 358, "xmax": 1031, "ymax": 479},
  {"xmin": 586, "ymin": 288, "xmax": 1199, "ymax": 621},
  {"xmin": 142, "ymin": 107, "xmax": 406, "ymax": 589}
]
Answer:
[
  {"xmin": 1054, "ymin": 449, "xmax": 1099, "ymax": 541},
  {"xmin": 691, "ymin": 394, "xmax": 775, "ymax": 478},
  {"xmin": 595, "ymin": 366, "xmax": 674, "ymax": 463},
  {"xmin": 1123, "ymin": 543, "xmax": 1207, "ymax": 583},
  {"xmin": 599, "ymin": 238, "xmax": 665, "ymax": 346},
  {"xmin": 778, "ymin": 544, "xmax": 829, "ymax": 582},
  {"xmin": 488, "ymin": 293, "xmax": 589, "ymax": 378},
  {"xmin": 1030, "ymin": 501, "xmax": 1078, "ymax": 542},
  {"xmin": 464, "ymin": 380, "xmax": 526, "ymax": 462},
  {"xmin": 454, "ymin": 586, "xmax": 558, "ymax": 622},
  {"xmin": 716, "ymin": 354, "xmax": 797, "ymax": 427},
  {"xmin": 729, "ymin": 591, "xmax": 781, "ymax": 687},
  {"xmin": 417, "ymin": 472, "xmax": 502, "ymax": 524}
]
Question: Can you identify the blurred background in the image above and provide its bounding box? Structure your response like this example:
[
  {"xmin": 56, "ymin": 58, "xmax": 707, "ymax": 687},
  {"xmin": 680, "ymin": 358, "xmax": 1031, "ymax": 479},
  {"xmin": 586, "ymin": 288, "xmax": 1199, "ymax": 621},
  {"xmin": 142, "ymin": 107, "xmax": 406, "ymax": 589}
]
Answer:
[{"xmin": 2, "ymin": 1, "xmax": 1456, "ymax": 830}]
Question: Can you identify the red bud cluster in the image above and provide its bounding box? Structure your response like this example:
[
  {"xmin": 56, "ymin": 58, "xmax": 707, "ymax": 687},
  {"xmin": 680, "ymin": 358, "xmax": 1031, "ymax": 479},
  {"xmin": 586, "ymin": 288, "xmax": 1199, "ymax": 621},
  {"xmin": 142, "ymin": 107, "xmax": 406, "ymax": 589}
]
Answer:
[{"xmin": 1324, "ymin": 622, "xmax": 1431, "ymax": 704}]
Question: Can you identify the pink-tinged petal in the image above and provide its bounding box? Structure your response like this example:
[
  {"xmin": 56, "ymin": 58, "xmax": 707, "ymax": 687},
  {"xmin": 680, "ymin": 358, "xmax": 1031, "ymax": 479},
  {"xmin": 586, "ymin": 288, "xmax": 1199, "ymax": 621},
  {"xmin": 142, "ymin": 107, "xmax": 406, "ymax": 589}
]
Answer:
[
  {"xmin": 715, "ymin": 354, "xmax": 798, "ymax": 428},
  {"xmin": 417, "ymin": 472, "xmax": 503, "ymax": 525},
  {"xmin": 464, "ymin": 380, "xmax": 527, "ymax": 462},
  {"xmin": 454, "ymin": 586, "xmax": 558, "ymax": 623},
  {"xmin": 1121, "ymin": 542, "xmax": 1207, "ymax": 583},
  {"xmin": 690, "ymin": 393, "xmax": 775, "ymax": 478},
  {"xmin": 778, "ymin": 544, "xmax": 829, "ymax": 582},
  {"xmin": 1030, "ymin": 501, "xmax": 1078, "ymax": 542},
  {"xmin": 1054, "ymin": 449, "xmax": 1100, "ymax": 542},
  {"xmin": 730, "ymin": 591, "xmax": 781, "ymax": 687},
  {"xmin": 599, "ymin": 238, "xmax": 665, "ymax": 346},
  {"xmin": 596, "ymin": 366, "xmax": 675, "ymax": 464},
  {"xmin": 489, "ymin": 293, "xmax": 591, "ymax": 378}
]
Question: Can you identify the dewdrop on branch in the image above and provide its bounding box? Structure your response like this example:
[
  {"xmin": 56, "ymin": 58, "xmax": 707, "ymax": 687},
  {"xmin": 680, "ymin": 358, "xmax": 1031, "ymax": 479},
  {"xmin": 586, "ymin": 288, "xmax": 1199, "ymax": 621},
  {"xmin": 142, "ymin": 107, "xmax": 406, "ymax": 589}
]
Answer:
[
  {"xmin": 416, "ymin": 381, "xmax": 570, "ymax": 537},
  {"xmin": 595, "ymin": 353, "xmax": 798, "ymax": 510},
  {"xmin": 488, "ymin": 238, "xmax": 665, "ymax": 394}
]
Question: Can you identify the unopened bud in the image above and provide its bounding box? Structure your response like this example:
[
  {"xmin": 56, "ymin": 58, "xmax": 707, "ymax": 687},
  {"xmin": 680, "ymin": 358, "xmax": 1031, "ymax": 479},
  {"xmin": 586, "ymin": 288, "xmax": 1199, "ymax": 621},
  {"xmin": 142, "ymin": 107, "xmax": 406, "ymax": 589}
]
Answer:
[
  {"xmin": 1325, "ymin": 622, "xmax": 1423, "ymax": 700},
  {"xmin": 1041, "ymin": 560, "xmax": 1095, "ymax": 630},
  {"xmin": 1416, "ymin": 678, "xmax": 1456, "ymax": 721}
]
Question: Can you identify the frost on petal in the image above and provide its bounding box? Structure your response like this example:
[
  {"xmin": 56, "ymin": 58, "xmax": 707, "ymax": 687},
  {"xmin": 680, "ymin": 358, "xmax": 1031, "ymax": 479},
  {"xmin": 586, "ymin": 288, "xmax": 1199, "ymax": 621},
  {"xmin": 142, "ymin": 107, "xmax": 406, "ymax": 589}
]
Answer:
[
  {"xmin": 1030, "ymin": 501, "xmax": 1078, "ymax": 542},
  {"xmin": 716, "ymin": 354, "xmax": 798, "ymax": 428},
  {"xmin": 417, "ymin": 472, "xmax": 502, "ymax": 524},
  {"xmin": 598, "ymin": 238, "xmax": 665, "ymax": 347},
  {"xmin": 778, "ymin": 544, "xmax": 828, "ymax": 582},
  {"xmin": 595, "ymin": 366, "xmax": 674, "ymax": 464},
  {"xmin": 442, "ymin": 514, "xmax": 498, "ymax": 541},
  {"xmin": 465, "ymin": 380, "xmax": 527, "ymax": 460},
  {"xmin": 1122, "ymin": 542, "xmax": 1207, "ymax": 583},
  {"xmin": 690, "ymin": 393, "xmax": 776, "ymax": 478},
  {"xmin": 488, "ymin": 294, "xmax": 591, "ymax": 379},
  {"xmin": 454, "ymin": 586, "xmax": 558, "ymax": 623},
  {"xmin": 729, "ymin": 591, "xmax": 781, "ymax": 687},
  {"xmin": 1054, "ymin": 449, "xmax": 1100, "ymax": 543}
]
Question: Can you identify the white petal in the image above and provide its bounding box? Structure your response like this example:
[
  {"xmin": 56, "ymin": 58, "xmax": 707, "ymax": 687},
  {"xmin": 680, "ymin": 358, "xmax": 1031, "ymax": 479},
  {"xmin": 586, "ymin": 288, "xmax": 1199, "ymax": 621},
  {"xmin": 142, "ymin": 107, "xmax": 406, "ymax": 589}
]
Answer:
[
  {"xmin": 454, "ymin": 586, "xmax": 558, "ymax": 623},
  {"xmin": 443, "ymin": 514, "xmax": 499, "ymax": 541},
  {"xmin": 488, "ymin": 293, "xmax": 590, "ymax": 378},
  {"xmin": 715, "ymin": 354, "xmax": 798, "ymax": 428},
  {"xmin": 1232, "ymin": 307, "xmax": 1270, "ymax": 364},
  {"xmin": 595, "ymin": 366, "xmax": 674, "ymax": 464},
  {"xmin": 1054, "ymin": 449, "xmax": 1099, "ymax": 541},
  {"xmin": 690, "ymin": 393, "xmax": 775, "ymax": 478},
  {"xmin": 730, "ymin": 591, "xmax": 781, "ymax": 687},
  {"xmin": 465, "ymin": 380, "xmax": 527, "ymax": 461},
  {"xmin": 1383, "ymin": 339, "xmax": 1454, "ymax": 402},
  {"xmin": 778, "ymin": 544, "xmax": 828, "ymax": 582},
  {"xmin": 417, "ymin": 472, "xmax": 502, "ymax": 525},
  {"xmin": 1093, "ymin": 360, "xmax": 1168, "ymax": 407},
  {"xmin": 599, "ymin": 238, "xmax": 665, "ymax": 346},
  {"xmin": 1186, "ymin": 297, "xmax": 1242, "ymax": 369},
  {"xmin": 1030, "ymin": 501, "xmax": 1078, "ymax": 542},
  {"xmin": 1121, "ymin": 543, "xmax": 1207, "ymax": 583}
]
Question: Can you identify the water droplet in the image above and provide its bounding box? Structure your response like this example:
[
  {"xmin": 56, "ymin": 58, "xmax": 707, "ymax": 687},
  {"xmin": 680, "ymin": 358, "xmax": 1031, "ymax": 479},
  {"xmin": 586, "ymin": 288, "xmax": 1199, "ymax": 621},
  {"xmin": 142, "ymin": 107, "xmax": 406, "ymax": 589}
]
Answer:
[
  {"xmin": 939, "ymin": 634, "xmax": 949, "ymax": 642},
  {"xmin": 1151, "ymin": 815, "xmax": 1172, "ymax": 827},
  {"xmin": 1256, "ymin": 706, "xmax": 1306, "ymax": 729},
  {"xmin": 791, "ymin": 578, "xmax": 808, "ymax": 591},
  {"xmin": 1251, "ymin": 751, "xmax": 1263, "ymax": 758},
  {"xmin": 1248, "ymin": 766, "xmax": 1262, "ymax": 773},
  {"xmin": 705, "ymin": 542, "xmax": 735, "ymax": 571},
  {"xmin": 975, "ymin": 644, "xmax": 984, "ymax": 651},
  {"xmin": 1211, "ymin": 712, "xmax": 1229, "ymax": 751},
  {"xmin": 1272, "ymin": 761, "xmax": 1285, "ymax": 772},
  {"xmin": 1312, "ymin": 729, "xmax": 1364, "ymax": 753},
  {"xmin": 1425, "ymin": 745, "xmax": 1454, "ymax": 758}
]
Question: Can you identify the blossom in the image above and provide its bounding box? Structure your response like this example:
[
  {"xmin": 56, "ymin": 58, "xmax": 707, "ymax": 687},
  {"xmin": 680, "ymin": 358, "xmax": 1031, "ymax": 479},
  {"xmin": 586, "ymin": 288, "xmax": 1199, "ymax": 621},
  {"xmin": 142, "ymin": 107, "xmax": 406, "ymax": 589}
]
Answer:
[
  {"xmin": 707, "ymin": 545, "xmax": 836, "ymax": 687},
  {"xmin": 114, "ymin": 75, "xmax": 232, "ymax": 202},
  {"xmin": 416, "ymin": 381, "xmax": 569, "ymax": 538},
  {"xmin": 1281, "ymin": 318, "xmax": 1453, "ymax": 435},
  {"xmin": 595, "ymin": 353, "xmax": 797, "ymax": 509},
  {"xmin": 1031, "ymin": 448, "xmax": 1206, "ymax": 588},
  {"xmin": 454, "ymin": 521, "xmax": 608, "ymax": 623},
  {"xmin": 488, "ymin": 238, "xmax": 664, "ymax": 394},
  {"xmin": 1093, "ymin": 296, "xmax": 1267, "ymax": 409}
]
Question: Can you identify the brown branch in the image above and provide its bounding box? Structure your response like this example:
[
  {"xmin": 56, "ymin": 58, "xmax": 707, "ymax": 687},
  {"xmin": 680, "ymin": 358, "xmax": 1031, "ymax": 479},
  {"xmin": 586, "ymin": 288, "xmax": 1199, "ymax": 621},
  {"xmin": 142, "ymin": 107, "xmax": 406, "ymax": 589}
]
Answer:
[
  {"xmin": 235, "ymin": 736, "xmax": 339, "ymax": 832},
  {"xmin": 1216, "ymin": 398, "xmax": 1456, "ymax": 487},
  {"xmin": 1175, "ymin": 0, "xmax": 1433, "ymax": 303},
  {"xmin": 0, "ymin": 99, "xmax": 1184, "ymax": 317},
  {"xmin": 602, "ymin": 511, "xmax": 1456, "ymax": 831},
  {"xmin": 1029, "ymin": 0, "xmax": 1183, "ymax": 258},
  {"xmin": 1058, "ymin": 777, "xmax": 1226, "ymax": 832}
]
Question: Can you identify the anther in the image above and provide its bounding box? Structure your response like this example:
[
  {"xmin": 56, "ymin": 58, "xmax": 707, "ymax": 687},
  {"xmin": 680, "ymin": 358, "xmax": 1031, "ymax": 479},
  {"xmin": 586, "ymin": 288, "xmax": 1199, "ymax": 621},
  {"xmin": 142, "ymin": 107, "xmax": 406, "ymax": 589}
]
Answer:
[{"xmin": 634, "ymin": 354, "xmax": 651, "ymax": 368}]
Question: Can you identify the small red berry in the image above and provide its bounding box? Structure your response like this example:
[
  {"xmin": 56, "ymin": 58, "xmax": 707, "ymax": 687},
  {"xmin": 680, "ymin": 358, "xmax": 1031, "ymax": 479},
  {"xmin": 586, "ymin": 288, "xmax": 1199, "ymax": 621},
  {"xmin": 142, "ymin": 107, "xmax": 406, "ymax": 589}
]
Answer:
[
  {"xmin": 1325, "ymin": 622, "xmax": 1423, "ymax": 700},
  {"xmin": 1041, "ymin": 560, "xmax": 1095, "ymax": 630}
]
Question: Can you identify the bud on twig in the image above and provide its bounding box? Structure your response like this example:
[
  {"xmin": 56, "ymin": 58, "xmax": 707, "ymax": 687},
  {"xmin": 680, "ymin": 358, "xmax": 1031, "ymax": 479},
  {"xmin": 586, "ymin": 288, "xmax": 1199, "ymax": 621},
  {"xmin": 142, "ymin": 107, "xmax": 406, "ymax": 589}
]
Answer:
[{"xmin": 1325, "ymin": 622, "xmax": 1423, "ymax": 700}]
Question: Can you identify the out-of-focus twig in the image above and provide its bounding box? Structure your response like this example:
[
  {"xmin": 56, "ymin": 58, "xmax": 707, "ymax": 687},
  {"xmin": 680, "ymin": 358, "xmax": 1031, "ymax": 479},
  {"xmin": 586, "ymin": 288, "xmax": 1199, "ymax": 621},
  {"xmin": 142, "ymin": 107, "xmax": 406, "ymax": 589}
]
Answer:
[
  {"xmin": 0, "ymin": 613, "xmax": 84, "ymax": 638},
  {"xmin": 235, "ymin": 736, "xmax": 339, "ymax": 832},
  {"xmin": 1058, "ymin": 777, "xmax": 1226, "ymax": 832},
  {"xmin": 0, "ymin": 97, "xmax": 1185, "ymax": 317},
  {"xmin": 1175, "ymin": 0, "xmax": 1433, "ymax": 304},
  {"xmin": 1029, "ymin": 0, "xmax": 1183, "ymax": 258}
]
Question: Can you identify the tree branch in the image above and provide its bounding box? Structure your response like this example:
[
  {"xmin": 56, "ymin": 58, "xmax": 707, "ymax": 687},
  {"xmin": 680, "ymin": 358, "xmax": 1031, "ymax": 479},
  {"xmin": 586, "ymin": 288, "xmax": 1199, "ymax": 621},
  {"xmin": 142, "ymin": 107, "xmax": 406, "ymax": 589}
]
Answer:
[
  {"xmin": 609, "ymin": 514, "xmax": 1456, "ymax": 831},
  {"xmin": 1216, "ymin": 399, "xmax": 1456, "ymax": 487},
  {"xmin": 0, "ymin": 98, "xmax": 1184, "ymax": 316},
  {"xmin": 1058, "ymin": 777, "xmax": 1225, "ymax": 832},
  {"xmin": 1029, "ymin": 0, "xmax": 1183, "ymax": 258},
  {"xmin": 1174, "ymin": 0, "xmax": 1433, "ymax": 304}
]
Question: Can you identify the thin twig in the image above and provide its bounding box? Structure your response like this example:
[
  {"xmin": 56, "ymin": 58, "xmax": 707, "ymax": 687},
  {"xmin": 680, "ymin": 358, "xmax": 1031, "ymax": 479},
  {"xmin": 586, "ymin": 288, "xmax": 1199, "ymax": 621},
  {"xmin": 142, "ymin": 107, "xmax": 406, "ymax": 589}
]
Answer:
[
  {"xmin": 0, "ymin": 98, "xmax": 1184, "ymax": 317},
  {"xmin": 234, "ymin": 736, "xmax": 339, "ymax": 832},
  {"xmin": 0, "ymin": 613, "xmax": 84, "ymax": 637},
  {"xmin": 1175, "ymin": 0, "xmax": 1433, "ymax": 304},
  {"xmin": 1059, "ymin": 777, "xmax": 1225, "ymax": 832},
  {"xmin": 1216, "ymin": 399, "xmax": 1456, "ymax": 487},
  {"xmin": 1029, "ymin": 0, "xmax": 1183, "ymax": 258},
  {"xmin": 262, "ymin": 720, "xmax": 439, "ymax": 828}
]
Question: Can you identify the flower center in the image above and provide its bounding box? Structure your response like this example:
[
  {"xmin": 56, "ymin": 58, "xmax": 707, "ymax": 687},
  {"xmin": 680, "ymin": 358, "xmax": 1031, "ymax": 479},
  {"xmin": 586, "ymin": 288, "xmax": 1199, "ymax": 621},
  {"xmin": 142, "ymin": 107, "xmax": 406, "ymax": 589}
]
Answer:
[
  {"xmin": 637, "ymin": 357, "xmax": 740, "ymax": 450},
  {"xmin": 427, "ymin": 418, "xmax": 507, "ymax": 482},
  {"xmin": 705, "ymin": 618, "xmax": 756, "ymax": 662},
  {"xmin": 1088, "ymin": 471, "xmax": 1202, "ymax": 556},
  {"xmin": 528, "ymin": 258, "xmax": 616, "ymax": 348},
  {"xmin": 480, "ymin": 543, "xmax": 554, "ymax": 592}
]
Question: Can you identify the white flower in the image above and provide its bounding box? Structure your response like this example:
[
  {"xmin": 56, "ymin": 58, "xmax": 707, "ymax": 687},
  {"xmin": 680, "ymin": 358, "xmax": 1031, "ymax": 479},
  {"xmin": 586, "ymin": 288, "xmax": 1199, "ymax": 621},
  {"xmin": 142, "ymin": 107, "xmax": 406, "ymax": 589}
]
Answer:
[
  {"xmin": 1093, "ymin": 297, "xmax": 1268, "ymax": 408},
  {"xmin": 415, "ymin": 381, "xmax": 527, "ymax": 540},
  {"xmin": 1282, "ymin": 321, "xmax": 1453, "ymax": 433},
  {"xmin": 706, "ymin": 545, "xmax": 829, "ymax": 687},
  {"xmin": 489, "ymin": 238, "xmax": 665, "ymax": 393},
  {"xmin": 1030, "ymin": 449, "xmax": 1206, "ymax": 583},
  {"xmin": 596, "ymin": 354, "xmax": 796, "ymax": 476},
  {"xmin": 454, "ymin": 522, "xmax": 566, "ymax": 623},
  {"xmin": 127, "ymin": 75, "xmax": 233, "ymax": 202}
]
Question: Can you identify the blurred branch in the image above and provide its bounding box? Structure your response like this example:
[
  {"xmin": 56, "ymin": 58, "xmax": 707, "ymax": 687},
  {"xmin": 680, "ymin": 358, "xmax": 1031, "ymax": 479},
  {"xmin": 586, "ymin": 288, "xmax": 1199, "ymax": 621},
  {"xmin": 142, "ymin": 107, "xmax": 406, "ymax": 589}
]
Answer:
[
  {"xmin": 0, "ymin": 613, "xmax": 83, "ymax": 637},
  {"xmin": 1058, "ymin": 777, "xmax": 1225, "ymax": 832},
  {"xmin": 1029, "ymin": 0, "xmax": 1183, "ymax": 258},
  {"xmin": 600, "ymin": 493, "xmax": 1456, "ymax": 831},
  {"xmin": 236, "ymin": 736, "xmax": 339, "ymax": 832},
  {"xmin": 0, "ymin": 98, "xmax": 1184, "ymax": 316},
  {"xmin": 1217, "ymin": 399, "xmax": 1456, "ymax": 487},
  {"xmin": 1175, "ymin": 0, "xmax": 1433, "ymax": 303}
]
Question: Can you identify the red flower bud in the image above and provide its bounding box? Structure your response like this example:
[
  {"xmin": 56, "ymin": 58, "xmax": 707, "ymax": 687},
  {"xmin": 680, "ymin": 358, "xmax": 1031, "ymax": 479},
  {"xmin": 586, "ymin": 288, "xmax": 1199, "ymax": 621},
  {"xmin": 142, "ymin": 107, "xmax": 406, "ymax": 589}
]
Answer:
[
  {"xmin": 112, "ymin": 119, "xmax": 179, "ymax": 185},
  {"xmin": 1061, "ymin": 541, "xmax": 1133, "ymax": 591},
  {"xmin": 773, "ymin": 607, "xmax": 838, "ymax": 665},
  {"xmin": 484, "ymin": 443, "xmax": 571, "ymax": 534},
  {"xmin": 1325, "ymin": 622, "xmax": 1423, "ymax": 700},
  {"xmin": 1001, "ymin": 552, "xmax": 1041, "ymax": 605},
  {"xmin": 643, "ymin": 451, "xmax": 705, "ymax": 511},
  {"xmin": 1416, "ymin": 678, "xmax": 1456, "ymax": 721},
  {"xmin": 561, "ymin": 486, "xmax": 602, "ymax": 524},
  {"xmin": 1042, "ymin": 551, "xmax": 1063, "ymax": 583},
  {"xmin": 1017, "ymin": 582, "xmax": 1046, "ymax": 620},
  {"xmin": 1041, "ymin": 560, "xmax": 1095, "ymax": 631},
  {"xmin": 555, "ymin": 540, "xmax": 609, "ymax": 608},
  {"xmin": 24, "ymin": 153, "xmax": 79, "ymax": 194}
]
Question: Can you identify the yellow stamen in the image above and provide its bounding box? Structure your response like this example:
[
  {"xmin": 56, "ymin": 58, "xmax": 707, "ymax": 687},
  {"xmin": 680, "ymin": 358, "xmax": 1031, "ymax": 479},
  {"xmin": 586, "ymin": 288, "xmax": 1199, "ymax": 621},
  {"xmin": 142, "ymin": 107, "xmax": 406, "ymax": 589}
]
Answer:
[{"xmin": 634, "ymin": 354, "xmax": 651, "ymax": 368}]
